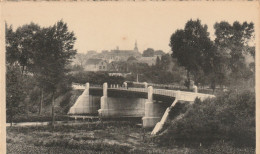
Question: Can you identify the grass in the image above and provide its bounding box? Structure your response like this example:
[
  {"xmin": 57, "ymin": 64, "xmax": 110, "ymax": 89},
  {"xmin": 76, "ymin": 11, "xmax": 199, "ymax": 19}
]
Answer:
[
  {"xmin": 6, "ymin": 120, "xmax": 255, "ymax": 154},
  {"xmin": 7, "ymin": 114, "xmax": 72, "ymax": 123}
]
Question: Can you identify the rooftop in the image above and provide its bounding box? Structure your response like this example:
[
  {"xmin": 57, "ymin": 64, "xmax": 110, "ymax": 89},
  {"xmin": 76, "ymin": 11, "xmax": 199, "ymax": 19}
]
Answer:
[{"xmin": 85, "ymin": 59, "xmax": 105, "ymax": 65}]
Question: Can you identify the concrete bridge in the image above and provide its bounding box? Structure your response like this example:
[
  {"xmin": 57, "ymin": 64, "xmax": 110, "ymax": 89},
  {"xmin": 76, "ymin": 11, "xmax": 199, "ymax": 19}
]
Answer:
[{"xmin": 69, "ymin": 82, "xmax": 215, "ymax": 134}]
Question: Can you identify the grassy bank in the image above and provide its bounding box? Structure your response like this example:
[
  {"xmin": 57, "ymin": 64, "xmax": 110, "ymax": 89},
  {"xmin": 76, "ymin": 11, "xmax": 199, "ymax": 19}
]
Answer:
[
  {"xmin": 6, "ymin": 121, "xmax": 184, "ymax": 154},
  {"xmin": 7, "ymin": 120, "xmax": 255, "ymax": 154},
  {"xmin": 153, "ymin": 84, "xmax": 255, "ymax": 153},
  {"xmin": 7, "ymin": 89, "xmax": 83, "ymax": 124}
]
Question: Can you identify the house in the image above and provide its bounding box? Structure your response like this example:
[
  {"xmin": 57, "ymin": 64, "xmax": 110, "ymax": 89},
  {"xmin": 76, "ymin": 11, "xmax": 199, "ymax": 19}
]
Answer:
[
  {"xmin": 137, "ymin": 56, "xmax": 157, "ymax": 66},
  {"xmin": 84, "ymin": 59, "xmax": 108, "ymax": 72}
]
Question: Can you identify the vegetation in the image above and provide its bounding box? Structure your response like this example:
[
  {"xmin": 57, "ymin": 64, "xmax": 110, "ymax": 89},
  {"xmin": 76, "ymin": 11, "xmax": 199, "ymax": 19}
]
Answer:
[
  {"xmin": 159, "ymin": 19, "xmax": 255, "ymax": 150},
  {"xmin": 7, "ymin": 120, "xmax": 255, "ymax": 154},
  {"xmin": 126, "ymin": 54, "xmax": 186, "ymax": 84},
  {"xmin": 170, "ymin": 19, "xmax": 214, "ymax": 89},
  {"xmin": 6, "ymin": 65, "xmax": 26, "ymax": 126},
  {"xmin": 155, "ymin": 82, "xmax": 255, "ymax": 149},
  {"xmin": 6, "ymin": 20, "xmax": 77, "ymax": 125},
  {"xmin": 169, "ymin": 19, "xmax": 255, "ymax": 90},
  {"xmin": 142, "ymin": 48, "xmax": 155, "ymax": 57}
]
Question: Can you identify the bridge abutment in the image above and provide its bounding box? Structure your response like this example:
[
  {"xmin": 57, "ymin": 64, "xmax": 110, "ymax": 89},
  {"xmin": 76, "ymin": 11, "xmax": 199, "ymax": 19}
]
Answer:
[{"xmin": 68, "ymin": 83, "xmax": 100, "ymax": 114}]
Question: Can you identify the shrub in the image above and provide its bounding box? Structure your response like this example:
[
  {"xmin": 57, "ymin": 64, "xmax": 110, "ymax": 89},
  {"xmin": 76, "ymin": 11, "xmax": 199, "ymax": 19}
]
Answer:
[{"xmin": 156, "ymin": 88, "xmax": 255, "ymax": 147}]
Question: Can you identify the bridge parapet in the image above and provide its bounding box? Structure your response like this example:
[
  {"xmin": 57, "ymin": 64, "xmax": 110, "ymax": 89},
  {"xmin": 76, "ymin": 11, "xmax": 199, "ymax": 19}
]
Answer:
[
  {"xmin": 176, "ymin": 90, "xmax": 215, "ymax": 102},
  {"xmin": 71, "ymin": 83, "xmax": 215, "ymax": 101}
]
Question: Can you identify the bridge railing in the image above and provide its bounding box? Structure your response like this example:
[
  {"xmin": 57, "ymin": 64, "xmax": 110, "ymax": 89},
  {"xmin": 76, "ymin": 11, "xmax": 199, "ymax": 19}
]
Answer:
[
  {"xmin": 71, "ymin": 83, "xmax": 215, "ymax": 100},
  {"xmin": 127, "ymin": 87, "xmax": 148, "ymax": 93},
  {"xmin": 153, "ymin": 89, "xmax": 177, "ymax": 97},
  {"xmin": 148, "ymin": 83, "xmax": 187, "ymax": 90},
  {"xmin": 90, "ymin": 84, "xmax": 103, "ymax": 88}
]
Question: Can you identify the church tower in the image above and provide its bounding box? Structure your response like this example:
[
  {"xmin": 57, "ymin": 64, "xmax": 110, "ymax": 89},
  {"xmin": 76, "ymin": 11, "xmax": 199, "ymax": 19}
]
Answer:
[{"xmin": 134, "ymin": 40, "xmax": 139, "ymax": 52}]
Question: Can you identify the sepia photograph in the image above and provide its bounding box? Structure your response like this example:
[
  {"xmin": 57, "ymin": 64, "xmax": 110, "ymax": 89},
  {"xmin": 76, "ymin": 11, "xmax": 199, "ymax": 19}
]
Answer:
[{"xmin": 1, "ymin": 1, "xmax": 259, "ymax": 154}]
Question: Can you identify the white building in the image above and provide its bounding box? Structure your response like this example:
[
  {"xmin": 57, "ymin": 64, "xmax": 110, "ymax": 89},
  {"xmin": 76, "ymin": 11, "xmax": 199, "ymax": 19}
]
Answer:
[{"xmin": 84, "ymin": 59, "xmax": 108, "ymax": 72}]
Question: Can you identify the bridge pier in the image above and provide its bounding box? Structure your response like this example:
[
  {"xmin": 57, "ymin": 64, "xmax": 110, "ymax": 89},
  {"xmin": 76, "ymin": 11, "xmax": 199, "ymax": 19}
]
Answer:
[
  {"xmin": 98, "ymin": 82, "xmax": 146, "ymax": 117},
  {"xmin": 142, "ymin": 86, "xmax": 161, "ymax": 128},
  {"xmin": 98, "ymin": 83, "xmax": 109, "ymax": 117}
]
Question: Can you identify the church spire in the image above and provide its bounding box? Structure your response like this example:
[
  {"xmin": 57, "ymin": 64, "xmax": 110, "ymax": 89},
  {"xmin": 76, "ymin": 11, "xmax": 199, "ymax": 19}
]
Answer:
[{"xmin": 134, "ymin": 40, "xmax": 138, "ymax": 52}]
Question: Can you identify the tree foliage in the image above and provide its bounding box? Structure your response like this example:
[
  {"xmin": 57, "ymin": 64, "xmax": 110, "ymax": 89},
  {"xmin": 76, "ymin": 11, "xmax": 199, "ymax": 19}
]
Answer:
[
  {"xmin": 157, "ymin": 87, "xmax": 255, "ymax": 147},
  {"xmin": 142, "ymin": 48, "xmax": 155, "ymax": 57},
  {"xmin": 154, "ymin": 50, "xmax": 165, "ymax": 55},
  {"xmin": 214, "ymin": 21, "xmax": 255, "ymax": 82},
  {"xmin": 6, "ymin": 64, "xmax": 26, "ymax": 125},
  {"xmin": 6, "ymin": 20, "xmax": 77, "ymax": 124},
  {"xmin": 169, "ymin": 19, "xmax": 255, "ymax": 90},
  {"xmin": 170, "ymin": 19, "xmax": 214, "ymax": 88}
]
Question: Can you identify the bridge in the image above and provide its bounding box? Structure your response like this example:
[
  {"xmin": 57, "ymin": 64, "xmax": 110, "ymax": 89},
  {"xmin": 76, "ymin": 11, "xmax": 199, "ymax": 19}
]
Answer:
[{"xmin": 69, "ymin": 82, "xmax": 215, "ymax": 134}]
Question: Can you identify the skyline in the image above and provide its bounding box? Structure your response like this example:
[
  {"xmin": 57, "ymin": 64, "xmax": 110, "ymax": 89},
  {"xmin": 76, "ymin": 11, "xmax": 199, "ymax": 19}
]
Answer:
[{"xmin": 2, "ymin": 2, "xmax": 258, "ymax": 53}]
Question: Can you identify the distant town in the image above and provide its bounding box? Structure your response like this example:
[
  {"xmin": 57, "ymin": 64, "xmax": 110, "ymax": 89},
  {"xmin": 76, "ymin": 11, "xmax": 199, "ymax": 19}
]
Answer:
[{"xmin": 72, "ymin": 41, "xmax": 166, "ymax": 75}]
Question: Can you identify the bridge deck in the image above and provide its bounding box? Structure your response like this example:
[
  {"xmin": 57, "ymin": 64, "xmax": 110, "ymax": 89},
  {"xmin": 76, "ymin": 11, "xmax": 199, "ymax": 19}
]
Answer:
[{"xmin": 73, "ymin": 85, "xmax": 214, "ymax": 102}]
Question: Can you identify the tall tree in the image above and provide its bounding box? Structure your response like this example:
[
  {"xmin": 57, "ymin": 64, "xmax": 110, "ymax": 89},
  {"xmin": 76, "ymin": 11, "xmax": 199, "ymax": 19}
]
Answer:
[
  {"xmin": 6, "ymin": 64, "xmax": 26, "ymax": 126},
  {"xmin": 169, "ymin": 19, "xmax": 213, "ymax": 89},
  {"xmin": 6, "ymin": 20, "xmax": 77, "ymax": 121},
  {"xmin": 38, "ymin": 20, "xmax": 77, "ymax": 125},
  {"xmin": 214, "ymin": 21, "xmax": 255, "ymax": 83},
  {"xmin": 160, "ymin": 54, "xmax": 171, "ymax": 71},
  {"xmin": 155, "ymin": 56, "xmax": 161, "ymax": 68},
  {"xmin": 6, "ymin": 24, "xmax": 19, "ymax": 65},
  {"xmin": 9, "ymin": 23, "xmax": 41, "ymax": 74}
]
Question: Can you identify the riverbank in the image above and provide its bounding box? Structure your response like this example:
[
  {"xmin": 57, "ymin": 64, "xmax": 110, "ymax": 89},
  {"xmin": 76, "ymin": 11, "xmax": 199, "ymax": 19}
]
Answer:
[{"xmin": 6, "ymin": 121, "xmax": 254, "ymax": 154}]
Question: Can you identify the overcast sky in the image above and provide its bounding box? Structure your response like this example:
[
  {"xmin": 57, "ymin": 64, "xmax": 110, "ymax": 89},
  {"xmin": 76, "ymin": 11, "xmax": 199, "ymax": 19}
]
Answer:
[{"xmin": 2, "ymin": 2, "xmax": 258, "ymax": 53}]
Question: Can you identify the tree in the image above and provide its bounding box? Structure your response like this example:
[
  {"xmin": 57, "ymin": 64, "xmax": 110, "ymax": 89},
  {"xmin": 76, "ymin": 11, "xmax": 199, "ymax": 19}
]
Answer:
[
  {"xmin": 74, "ymin": 53, "xmax": 86, "ymax": 67},
  {"xmin": 5, "ymin": 20, "xmax": 77, "ymax": 122},
  {"xmin": 169, "ymin": 19, "xmax": 214, "ymax": 89},
  {"xmin": 46, "ymin": 20, "xmax": 76, "ymax": 125},
  {"xmin": 31, "ymin": 20, "xmax": 77, "ymax": 125},
  {"xmin": 142, "ymin": 48, "xmax": 155, "ymax": 57},
  {"xmin": 155, "ymin": 56, "xmax": 161, "ymax": 67},
  {"xmin": 6, "ymin": 64, "xmax": 26, "ymax": 126},
  {"xmin": 7, "ymin": 23, "xmax": 41, "ymax": 74},
  {"xmin": 160, "ymin": 54, "xmax": 172, "ymax": 71},
  {"xmin": 6, "ymin": 24, "xmax": 19, "ymax": 65},
  {"xmin": 214, "ymin": 21, "xmax": 255, "ymax": 84},
  {"xmin": 154, "ymin": 50, "xmax": 165, "ymax": 55}
]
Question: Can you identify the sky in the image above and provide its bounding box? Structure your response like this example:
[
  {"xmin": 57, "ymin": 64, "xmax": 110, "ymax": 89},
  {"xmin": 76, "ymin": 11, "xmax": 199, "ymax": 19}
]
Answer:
[{"xmin": 2, "ymin": 2, "xmax": 258, "ymax": 54}]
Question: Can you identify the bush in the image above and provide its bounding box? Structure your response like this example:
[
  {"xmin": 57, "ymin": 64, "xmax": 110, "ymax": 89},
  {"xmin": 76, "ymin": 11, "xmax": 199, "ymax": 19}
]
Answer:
[{"xmin": 156, "ymin": 88, "xmax": 255, "ymax": 147}]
